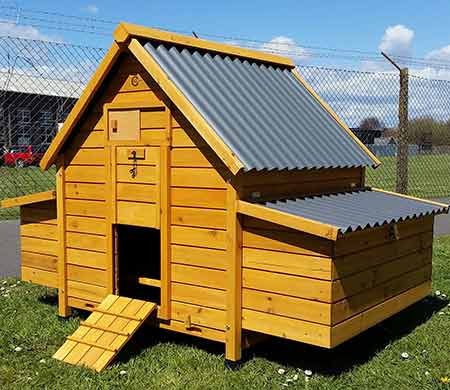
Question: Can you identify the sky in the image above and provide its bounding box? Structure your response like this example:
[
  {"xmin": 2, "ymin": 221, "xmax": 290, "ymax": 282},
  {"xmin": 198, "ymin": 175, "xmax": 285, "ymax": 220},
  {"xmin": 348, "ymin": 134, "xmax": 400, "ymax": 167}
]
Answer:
[{"xmin": 1, "ymin": 0, "xmax": 450, "ymax": 70}]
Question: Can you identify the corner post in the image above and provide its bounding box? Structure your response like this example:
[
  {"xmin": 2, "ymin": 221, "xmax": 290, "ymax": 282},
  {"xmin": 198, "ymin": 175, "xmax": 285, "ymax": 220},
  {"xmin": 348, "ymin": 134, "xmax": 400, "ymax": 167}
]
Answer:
[
  {"xmin": 225, "ymin": 181, "xmax": 242, "ymax": 361},
  {"xmin": 56, "ymin": 155, "xmax": 70, "ymax": 317}
]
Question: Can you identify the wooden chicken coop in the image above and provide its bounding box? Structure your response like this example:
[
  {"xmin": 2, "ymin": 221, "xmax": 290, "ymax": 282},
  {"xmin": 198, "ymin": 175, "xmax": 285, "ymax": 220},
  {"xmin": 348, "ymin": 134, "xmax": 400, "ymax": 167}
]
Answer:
[{"xmin": 1, "ymin": 22, "xmax": 448, "ymax": 371}]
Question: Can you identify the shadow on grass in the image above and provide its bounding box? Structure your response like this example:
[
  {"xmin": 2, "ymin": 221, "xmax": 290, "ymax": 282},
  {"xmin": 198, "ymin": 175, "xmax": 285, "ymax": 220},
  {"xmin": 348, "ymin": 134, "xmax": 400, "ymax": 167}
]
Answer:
[{"xmin": 117, "ymin": 296, "xmax": 448, "ymax": 375}]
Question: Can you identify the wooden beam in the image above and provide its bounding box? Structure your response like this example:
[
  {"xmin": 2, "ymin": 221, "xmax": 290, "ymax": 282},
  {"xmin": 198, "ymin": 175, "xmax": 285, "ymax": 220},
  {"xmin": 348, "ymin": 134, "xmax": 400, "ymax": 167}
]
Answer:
[
  {"xmin": 138, "ymin": 277, "xmax": 161, "ymax": 288},
  {"xmin": 114, "ymin": 22, "xmax": 295, "ymax": 68},
  {"xmin": 56, "ymin": 157, "xmax": 70, "ymax": 317},
  {"xmin": 40, "ymin": 42, "xmax": 122, "ymax": 170},
  {"xmin": 1, "ymin": 190, "xmax": 56, "ymax": 209},
  {"xmin": 225, "ymin": 182, "xmax": 242, "ymax": 361},
  {"xmin": 372, "ymin": 187, "xmax": 449, "ymax": 209},
  {"xmin": 159, "ymin": 106, "xmax": 172, "ymax": 320},
  {"xmin": 128, "ymin": 38, "xmax": 244, "ymax": 175},
  {"xmin": 291, "ymin": 69, "xmax": 381, "ymax": 168},
  {"xmin": 237, "ymin": 200, "xmax": 339, "ymax": 241}
]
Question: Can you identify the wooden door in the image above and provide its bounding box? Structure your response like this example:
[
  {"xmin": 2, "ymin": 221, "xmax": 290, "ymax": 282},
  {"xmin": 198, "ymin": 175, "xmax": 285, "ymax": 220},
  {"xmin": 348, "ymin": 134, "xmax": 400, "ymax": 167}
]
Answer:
[{"xmin": 112, "ymin": 145, "xmax": 160, "ymax": 228}]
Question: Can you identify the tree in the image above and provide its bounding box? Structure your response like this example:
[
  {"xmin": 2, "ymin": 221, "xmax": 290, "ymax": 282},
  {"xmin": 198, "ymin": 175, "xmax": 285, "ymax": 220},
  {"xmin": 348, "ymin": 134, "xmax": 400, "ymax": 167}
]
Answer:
[{"xmin": 359, "ymin": 117, "xmax": 383, "ymax": 131}]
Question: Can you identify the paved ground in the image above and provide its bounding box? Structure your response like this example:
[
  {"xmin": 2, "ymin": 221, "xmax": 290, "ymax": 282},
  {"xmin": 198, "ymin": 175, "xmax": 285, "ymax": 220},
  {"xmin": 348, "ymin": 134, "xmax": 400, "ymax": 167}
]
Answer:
[{"xmin": 1, "ymin": 203, "xmax": 450, "ymax": 277}]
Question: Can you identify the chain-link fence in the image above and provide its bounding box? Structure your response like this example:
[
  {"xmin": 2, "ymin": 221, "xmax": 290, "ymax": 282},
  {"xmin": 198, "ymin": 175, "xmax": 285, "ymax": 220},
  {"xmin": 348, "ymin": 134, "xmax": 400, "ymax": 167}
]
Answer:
[
  {"xmin": 1, "ymin": 36, "xmax": 450, "ymax": 219},
  {"xmin": 0, "ymin": 37, "xmax": 105, "ymax": 219},
  {"xmin": 298, "ymin": 65, "xmax": 450, "ymax": 199}
]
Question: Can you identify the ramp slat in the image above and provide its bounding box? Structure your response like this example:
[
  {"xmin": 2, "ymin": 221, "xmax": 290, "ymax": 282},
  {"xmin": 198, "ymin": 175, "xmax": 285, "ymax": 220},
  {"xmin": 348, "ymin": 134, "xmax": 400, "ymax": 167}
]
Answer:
[{"xmin": 53, "ymin": 294, "xmax": 157, "ymax": 371}]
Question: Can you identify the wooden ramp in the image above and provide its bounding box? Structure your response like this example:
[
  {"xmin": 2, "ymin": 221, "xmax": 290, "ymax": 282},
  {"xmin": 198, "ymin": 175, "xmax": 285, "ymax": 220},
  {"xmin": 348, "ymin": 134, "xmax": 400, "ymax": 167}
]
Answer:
[{"xmin": 53, "ymin": 295, "xmax": 157, "ymax": 372}]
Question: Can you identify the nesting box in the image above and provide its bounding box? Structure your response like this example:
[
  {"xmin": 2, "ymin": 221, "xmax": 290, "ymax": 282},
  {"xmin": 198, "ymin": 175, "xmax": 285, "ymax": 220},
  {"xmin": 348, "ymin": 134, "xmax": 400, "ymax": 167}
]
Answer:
[{"xmin": 1, "ymin": 22, "xmax": 448, "ymax": 371}]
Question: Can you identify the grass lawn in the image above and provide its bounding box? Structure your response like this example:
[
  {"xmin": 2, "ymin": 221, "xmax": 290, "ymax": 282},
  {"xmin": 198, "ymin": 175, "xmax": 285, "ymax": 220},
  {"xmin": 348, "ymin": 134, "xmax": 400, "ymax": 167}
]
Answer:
[
  {"xmin": 0, "ymin": 166, "xmax": 55, "ymax": 220},
  {"xmin": 1, "ymin": 238, "xmax": 450, "ymax": 389},
  {"xmin": 366, "ymin": 154, "xmax": 450, "ymax": 198}
]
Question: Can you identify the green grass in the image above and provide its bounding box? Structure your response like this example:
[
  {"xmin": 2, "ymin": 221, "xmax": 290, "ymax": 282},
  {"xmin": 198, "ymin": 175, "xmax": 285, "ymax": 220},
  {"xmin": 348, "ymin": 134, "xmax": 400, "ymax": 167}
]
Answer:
[
  {"xmin": 1, "ymin": 238, "xmax": 450, "ymax": 389},
  {"xmin": 366, "ymin": 154, "xmax": 450, "ymax": 198},
  {"xmin": 0, "ymin": 166, "xmax": 55, "ymax": 220}
]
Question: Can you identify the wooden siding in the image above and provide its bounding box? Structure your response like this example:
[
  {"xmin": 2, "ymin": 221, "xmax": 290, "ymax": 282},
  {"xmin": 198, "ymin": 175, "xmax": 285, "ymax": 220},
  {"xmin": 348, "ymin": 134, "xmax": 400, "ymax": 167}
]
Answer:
[
  {"xmin": 241, "ymin": 215, "xmax": 433, "ymax": 349},
  {"xmin": 20, "ymin": 200, "xmax": 58, "ymax": 288},
  {"xmin": 236, "ymin": 167, "xmax": 364, "ymax": 201},
  {"xmin": 169, "ymin": 111, "xmax": 230, "ymax": 337}
]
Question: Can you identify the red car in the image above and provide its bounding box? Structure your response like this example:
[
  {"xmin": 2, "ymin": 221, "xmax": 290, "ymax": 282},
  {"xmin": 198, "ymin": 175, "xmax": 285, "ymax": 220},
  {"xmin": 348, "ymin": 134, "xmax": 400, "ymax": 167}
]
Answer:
[{"xmin": 3, "ymin": 145, "xmax": 45, "ymax": 167}]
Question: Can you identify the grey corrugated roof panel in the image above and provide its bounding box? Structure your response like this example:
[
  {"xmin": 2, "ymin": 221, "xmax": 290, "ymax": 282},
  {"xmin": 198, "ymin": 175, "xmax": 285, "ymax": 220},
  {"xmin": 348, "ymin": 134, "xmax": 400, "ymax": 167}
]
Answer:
[
  {"xmin": 144, "ymin": 41, "xmax": 376, "ymax": 171},
  {"xmin": 261, "ymin": 189, "xmax": 448, "ymax": 234}
]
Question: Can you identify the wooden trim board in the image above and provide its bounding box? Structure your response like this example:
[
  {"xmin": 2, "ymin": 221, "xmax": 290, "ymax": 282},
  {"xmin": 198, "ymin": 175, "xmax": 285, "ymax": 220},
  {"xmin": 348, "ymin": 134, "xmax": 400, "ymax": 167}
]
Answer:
[{"xmin": 1, "ymin": 190, "xmax": 56, "ymax": 209}]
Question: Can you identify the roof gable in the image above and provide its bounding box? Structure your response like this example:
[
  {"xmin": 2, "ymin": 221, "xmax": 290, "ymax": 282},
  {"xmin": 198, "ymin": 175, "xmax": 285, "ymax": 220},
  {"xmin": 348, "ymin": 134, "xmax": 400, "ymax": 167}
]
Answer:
[{"xmin": 41, "ymin": 22, "xmax": 380, "ymax": 172}]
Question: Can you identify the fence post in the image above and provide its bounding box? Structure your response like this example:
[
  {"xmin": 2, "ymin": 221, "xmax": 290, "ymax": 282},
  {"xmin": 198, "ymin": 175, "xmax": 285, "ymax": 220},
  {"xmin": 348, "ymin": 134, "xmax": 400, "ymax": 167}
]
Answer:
[{"xmin": 396, "ymin": 68, "xmax": 409, "ymax": 194}]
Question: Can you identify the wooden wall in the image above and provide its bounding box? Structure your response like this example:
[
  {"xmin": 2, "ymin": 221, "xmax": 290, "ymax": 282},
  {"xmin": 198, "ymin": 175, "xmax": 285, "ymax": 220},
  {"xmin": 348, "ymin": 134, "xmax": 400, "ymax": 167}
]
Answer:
[
  {"xmin": 240, "ymin": 215, "xmax": 433, "ymax": 348},
  {"xmin": 20, "ymin": 200, "xmax": 58, "ymax": 288},
  {"xmin": 237, "ymin": 167, "xmax": 364, "ymax": 201},
  {"xmin": 166, "ymin": 111, "xmax": 231, "ymax": 342},
  {"xmin": 62, "ymin": 53, "xmax": 162, "ymax": 310}
]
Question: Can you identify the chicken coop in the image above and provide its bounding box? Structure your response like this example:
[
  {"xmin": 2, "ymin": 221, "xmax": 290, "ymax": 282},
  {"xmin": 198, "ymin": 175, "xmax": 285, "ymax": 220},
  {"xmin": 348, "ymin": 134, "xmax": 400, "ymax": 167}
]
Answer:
[{"xmin": 1, "ymin": 22, "xmax": 448, "ymax": 372}]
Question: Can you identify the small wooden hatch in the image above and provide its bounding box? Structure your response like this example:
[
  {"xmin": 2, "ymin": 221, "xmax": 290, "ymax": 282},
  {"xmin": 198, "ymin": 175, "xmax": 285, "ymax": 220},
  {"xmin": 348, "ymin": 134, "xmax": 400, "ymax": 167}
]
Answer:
[{"xmin": 53, "ymin": 294, "xmax": 157, "ymax": 372}]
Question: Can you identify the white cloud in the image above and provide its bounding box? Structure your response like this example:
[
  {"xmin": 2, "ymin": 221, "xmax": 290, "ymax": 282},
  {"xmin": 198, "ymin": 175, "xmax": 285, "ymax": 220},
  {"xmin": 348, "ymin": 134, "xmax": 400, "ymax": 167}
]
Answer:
[
  {"xmin": 84, "ymin": 4, "xmax": 99, "ymax": 14},
  {"xmin": 0, "ymin": 22, "xmax": 53, "ymax": 41},
  {"xmin": 261, "ymin": 36, "xmax": 311, "ymax": 62},
  {"xmin": 379, "ymin": 24, "xmax": 414, "ymax": 57},
  {"xmin": 425, "ymin": 44, "xmax": 450, "ymax": 62},
  {"xmin": 360, "ymin": 60, "xmax": 388, "ymax": 72}
]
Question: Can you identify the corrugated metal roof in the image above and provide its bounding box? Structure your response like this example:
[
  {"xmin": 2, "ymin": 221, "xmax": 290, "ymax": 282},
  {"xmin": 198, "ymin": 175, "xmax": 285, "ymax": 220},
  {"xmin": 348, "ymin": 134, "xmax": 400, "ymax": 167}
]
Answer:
[
  {"xmin": 261, "ymin": 189, "xmax": 448, "ymax": 234},
  {"xmin": 144, "ymin": 41, "xmax": 376, "ymax": 171}
]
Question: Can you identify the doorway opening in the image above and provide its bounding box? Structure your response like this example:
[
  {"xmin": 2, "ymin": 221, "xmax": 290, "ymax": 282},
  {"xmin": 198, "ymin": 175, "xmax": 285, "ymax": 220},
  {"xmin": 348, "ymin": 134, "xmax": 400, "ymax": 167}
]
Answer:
[{"xmin": 115, "ymin": 224, "xmax": 161, "ymax": 303}]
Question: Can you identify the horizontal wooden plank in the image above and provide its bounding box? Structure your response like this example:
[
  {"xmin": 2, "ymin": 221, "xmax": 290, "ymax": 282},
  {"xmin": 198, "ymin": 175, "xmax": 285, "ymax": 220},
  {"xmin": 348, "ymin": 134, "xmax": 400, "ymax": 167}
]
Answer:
[
  {"xmin": 333, "ymin": 231, "xmax": 433, "ymax": 280},
  {"xmin": 66, "ymin": 148, "xmax": 105, "ymax": 166},
  {"xmin": 66, "ymin": 231, "xmax": 107, "ymax": 253},
  {"xmin": 116, "ymin": 201, "xmax": 158, "ymax": 228},
  {"xmin": 67, "ymin": 264, "xmax": 107, "ymax": 287},
  {"xmin": 22, "ymin": 266, "xmax": 57, "ymax": 288},
  {"xmin": 171, "ymin": 301, "xmax": 225, "ymax": 330},
  {"xmin": 141, "ymin": 129, "xmax": 169, "ymax": 145},
  {"xmin": 20, "ymin": 206, "xmax": 56, "ymax": 225},
  {"xmin": 171, "ymin": 188, "xmax": 226, "ymax": 209},
  {"xmin": 67, "ymin": 280, "xmax": 107, "ymax": 303},
  {"xmin": 66, "ymin": 248, "xmax": 107, "ymax": 270},
  {"xmin": 20, "ymin": 222, "xmax": 57, "ymax": 241},
  {"xmin": 140, "ymin": 109, "xmax": 167, "ymax": 129},
  {"xmin": 171, "ymin": 225, "xmax": 227, "ymax": 250},
  {"xmin": 66, "ymin": 215, "xmax": 106, "ymax": 235},
  {"xmin": 171, "ymin": 207, "xmax": 226, "ymax": 230},
  {"xmin": 172, "ymin": 264, "xmax": 226, "ymax": 290},
  {"xmin": 67, "ymin": 296, "xmax": 98, "ymax": 311},
  {"xmin": 332, "ymin": 264, "xmax": 432, "ymax": 325},
  {"xmin": 171, "ymin": 244, "xmax": 227, "ymax": 270},
  {"xmin": 171, "ymin": 128, "xmax": 196, "ymax": 147},
  {"xmin": 335, "ymin": 216, "xmax": 433, "ymax": 256},
  {"xmin": 66, "ymin": 199, "xmax": 106, "ymax": 218},
  {"xmin": 21, "ymin": 236, "xmax": 57, "ymax": 256},
  {"xmin": 243, "ymin": 227, "xmax": 333, "ymax": 257},
  {"xmin": 70, "ymin": 130, "xmax": 105, "ymax": 149},
  {"xmin": 2, "ymin": 191, "xmax": 56, "ymax": 209},
  {"xmin": 170, "ymin": 148, "xmax": 213, "ymax": 168},
  {"xmin": 65, "ymin": 165, "xmax": 105, "ymax": 183},
  {"xmin": 243, "ymin": 268, "xmax": 332, "ymax": 302},
  {"xmin": 116, "ymin": 146, "xmax": 159, "ymax": 165},
  {"xmin": 242, "ymin": 288, "xmax": 331, "ymax": 325},
  {"xmin": 100, "ymin": 89, "xmax": 162, "ymax": 107},
  {"xmin": 22, "ymin": 251, "xmax": 57, "ymax": 272},
  {"xmin": 116, "ymin": 164, "xmax": 157, "ymax": 184},
  {"xmin": 159, "ymin": 319, "xmax": 225, "ymax": 343},
  {"xmin": 116, "ymin": 183, "xmax": 157, "ymax": 203},
  {"xmin": 171, "ymin": 168, "xmax": 227, "ymax": 189},
  {"xmin": 331, "ymin": 281, "xmax": 431, "ymax": 347},
  {"xmin": 171, "ymin": 282, "xmax": 225, "ymax": 310},
  {"xmin": 65, "ymin": 183, "xmax": 106, "ymax": 201},
  {"xmin": 242, "ymin": 309, "xmax": 331, "ymax": 348},
  {"xmin": 332, "ymin": 247, "xmax": 432, "ymax": 302},
  {"xmin": 243, "ymin": 247, "xmax": 332, "ymax": 280}
]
